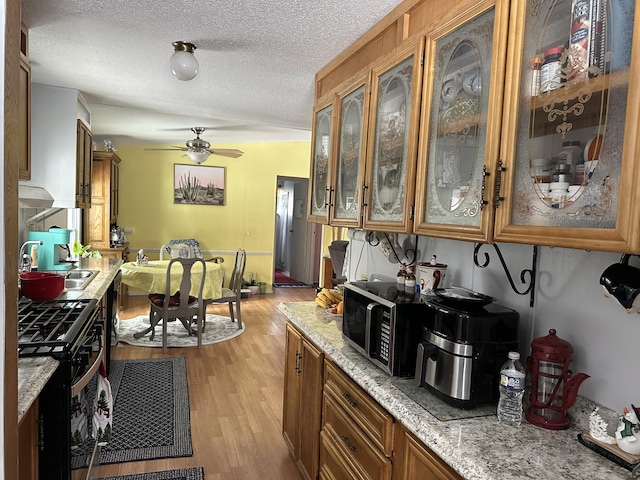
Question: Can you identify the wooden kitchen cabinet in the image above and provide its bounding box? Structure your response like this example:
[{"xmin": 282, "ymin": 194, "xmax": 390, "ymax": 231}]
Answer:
[
  {"xmin": 282, "ymin": 323, "xmax": 324, "ymax": 480},
  {"xmin": 311, "ymin": 0, "xmax": 640, "ymax": 254},
  {"xmin": 362, "ymin": 37, "xmax": 424, "ymax": 233},
  {"xmin": 308, "ymin": 98, "xmax": 336, "ymax": 223},
  {"xmin": 418, "ymin": 0, "xmax": 640, "ymax": 253},
  {"xmin": 414, "ymin": 0, "xmax": 509, "ymax": 243},
  {"xmin": 76, "ymin": 119, "xmax": 93, "ymax": 208},
  {"xmin": 308, "ymin": 37, "xmax": 424, "ymax": 233},
  {"xmin": 18, "ymin": 20, "xmax": 31, "ymax": 181},
  {"xmin": 18, "ymin": 399, "xmax": 39, "ymax": 480},
  {"xmin": 491, "ymin": 0, "xmax": 640, "ymax": 253},
  {"xmin": 320, "ymin": 360, "xmax": 393, "ymax": 480},
  {"xmin": 393, "ymin": 422, "xmax": 462, "ymax": 480},
  {"xmin": 83, "ymin": 151, "xmax": 121, "ymax": 249},
  {"xmin": 328, "ymin": 71, "xmax": 370, "ymax": 227}
]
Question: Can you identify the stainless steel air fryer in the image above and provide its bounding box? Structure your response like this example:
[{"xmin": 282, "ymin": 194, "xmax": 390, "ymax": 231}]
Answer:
[{"xmin": 414, "ymin": 296, "xmax": 519, "ymax": 409}]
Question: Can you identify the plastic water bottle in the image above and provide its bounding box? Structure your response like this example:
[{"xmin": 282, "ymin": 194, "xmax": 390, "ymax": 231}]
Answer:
[{"xmin": 497, "ymin": 351, "xmax": 525, "ymax": 427}]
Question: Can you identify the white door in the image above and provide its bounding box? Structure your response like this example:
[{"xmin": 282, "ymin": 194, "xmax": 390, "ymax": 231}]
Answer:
[{"xmin": 288, "ymin": 181, "xmax": 313, "ymax": 283}]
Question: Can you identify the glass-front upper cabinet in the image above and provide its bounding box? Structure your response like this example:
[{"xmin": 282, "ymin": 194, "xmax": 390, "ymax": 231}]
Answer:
[
  {"xmin": 329, "ymin": 73, "xmax": 371, "ymax": 227},
  {"xmin": 362, "ymin": 37, "xmax": 425, "ymax": 233},
  {"xmin": 494, "ymin": 0, "xmax": 640, "ymax": 253},
  {"xmin": 414, "ymin": 0, "xmax": 510, "ymax": 242},
  {"xmin": 307, "ymin": 100, "xmax": 335, "ymax": 223}
]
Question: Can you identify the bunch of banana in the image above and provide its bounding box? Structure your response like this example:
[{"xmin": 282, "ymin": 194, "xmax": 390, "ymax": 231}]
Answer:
[{"xmin": 315, "ymin": 288, "xmax": 343, "ymax": 309}]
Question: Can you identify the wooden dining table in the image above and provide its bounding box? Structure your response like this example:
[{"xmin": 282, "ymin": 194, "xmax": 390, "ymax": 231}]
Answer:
[{"xmin": 120, "ymin": 259, "xmax": 224, "ymax": 300}]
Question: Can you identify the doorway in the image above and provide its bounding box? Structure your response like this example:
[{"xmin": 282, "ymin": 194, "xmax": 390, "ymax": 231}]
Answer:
[{"xmin": 274, "ymin": 176, "xmax": 321, "ymax": 285}]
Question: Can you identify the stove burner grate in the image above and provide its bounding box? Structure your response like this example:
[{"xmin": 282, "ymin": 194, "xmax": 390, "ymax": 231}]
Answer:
[{"xmin": 18, "ymin": 298, "xmax": 98, "ymax": 357}]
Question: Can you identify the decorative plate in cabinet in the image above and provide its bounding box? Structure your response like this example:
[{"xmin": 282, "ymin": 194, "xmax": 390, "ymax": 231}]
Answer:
[
  {"xmin": 494, "ymin": 0, "xmax": 640, "ymax": 253},
  {"xmin": 363, "ymin": 37, "xmax": 425, "ymax": 233},
  {"xmin": 414, "ymin": 0, "xmax": 510, "ymax": 243}
]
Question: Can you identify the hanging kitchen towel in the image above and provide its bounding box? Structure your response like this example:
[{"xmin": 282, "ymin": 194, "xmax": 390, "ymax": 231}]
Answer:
[
  {"xmin": 70, "ymin": 388, "xmax": 90, "ymax": 449},
  {"xmin": 92, "ymin": 362, "xmax": 113, "ymax": 446}
]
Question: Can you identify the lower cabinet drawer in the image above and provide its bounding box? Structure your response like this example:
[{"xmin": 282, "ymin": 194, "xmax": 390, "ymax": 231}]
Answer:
[
  {"xmin": 322, "ymin": 392, "xmax": 392, "ymax": 480},
  {"xmin": 324, "ymin": 361, "xmax": 393, "ymax": 456},
  {"xmin": 320, "ymin": 430, "xmax": 366, "ymax": 480}
]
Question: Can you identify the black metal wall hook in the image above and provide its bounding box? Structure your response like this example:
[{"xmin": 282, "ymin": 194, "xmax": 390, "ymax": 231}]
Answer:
[{"xmin": 473, "ymin": 243, "xmax": 538, "ymax": 307}]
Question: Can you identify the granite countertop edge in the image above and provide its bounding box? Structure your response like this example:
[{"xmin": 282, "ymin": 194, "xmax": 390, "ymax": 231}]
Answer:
[
  {"xmin": 277, "ymin": 301, "xmax": 629, "ymax": 480},
  {"xmin": 18, "ymin": 257, "xmax": 123, "ymax": 423}
]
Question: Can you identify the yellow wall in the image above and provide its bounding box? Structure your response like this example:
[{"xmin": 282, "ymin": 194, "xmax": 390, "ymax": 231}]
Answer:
[{"xmin": 115, "ymin": 141, "xmax": 311, "ymax": 286}]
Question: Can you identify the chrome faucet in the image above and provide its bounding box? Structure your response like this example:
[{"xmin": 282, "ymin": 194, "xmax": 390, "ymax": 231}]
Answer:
[{"xmin": 19, "ymin": 240, "xmax": 42, "ymax": 273}]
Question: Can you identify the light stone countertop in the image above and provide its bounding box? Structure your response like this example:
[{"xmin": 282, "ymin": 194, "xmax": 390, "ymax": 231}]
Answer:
[
  {"xmin": 17, "ymin": 257, "xmax": 123, "ymax": 423},
  {"xmin": 277, "ymin": 301, "xmax": 631, "ymax": 480}
]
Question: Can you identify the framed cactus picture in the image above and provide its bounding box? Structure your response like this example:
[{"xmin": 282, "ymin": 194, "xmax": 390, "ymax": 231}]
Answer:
[{"xmin": 174, "ymin": 164, "xmax": 226, "ymax": 205}]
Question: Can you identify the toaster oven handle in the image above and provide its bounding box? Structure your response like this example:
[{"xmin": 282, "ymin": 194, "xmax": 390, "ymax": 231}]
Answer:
[{"xmin": 414, "ymin": 341, "xmax": 438, "ymax": 388}]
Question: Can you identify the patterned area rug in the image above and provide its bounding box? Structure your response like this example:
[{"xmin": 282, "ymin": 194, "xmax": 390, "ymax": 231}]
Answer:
[
  {"xmin": 99, "ymin": 467, "xmax": 204, "ymax": 480},
  {"xmin": 73, "ymin": 357, "xmax": 192, "ymax": 468},
  {"xmin": 117, "ymin": 314, "xmax": 244, "ymax": 348}
]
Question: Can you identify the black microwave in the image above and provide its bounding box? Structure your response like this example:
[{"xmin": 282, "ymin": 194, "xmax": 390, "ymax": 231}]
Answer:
[{"xmin": 342, "ymin": 281, "xmax": 428, "ymax": 376}]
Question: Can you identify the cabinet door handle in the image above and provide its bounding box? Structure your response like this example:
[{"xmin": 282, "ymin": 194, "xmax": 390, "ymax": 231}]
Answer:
[
  {"xmin": 361, "ymin": 182, "xmax": 368, "ymax": 208},
  {"xmin": 324, "ymin": 187, "xmax": 335, "ymax": 208},
  {"xmin": 495, "ymin": 160, "xmax": 506, "ymax": 208},
  {"xmin": 342, "ymin": 392, "xmax": 357, "ymax": 408},
  {"xmin": 341, "ymin": 435, "xmax": 357, "ymax": 451},
  {"xmin": 480, "ymin": 165, "xmax": 490, "ymax": 211},
  {"xmin": 295, "ymin": 352, "xmax": 302, "ymax": 375}
]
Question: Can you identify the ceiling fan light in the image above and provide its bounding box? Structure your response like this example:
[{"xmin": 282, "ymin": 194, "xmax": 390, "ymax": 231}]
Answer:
[
  {"xmin": 185, "ymin": 151, "xmax": 210, "ymax": 164},
  {"xmin": 170, "ymin": 41, "xmax": 199, "ymax": 81}
]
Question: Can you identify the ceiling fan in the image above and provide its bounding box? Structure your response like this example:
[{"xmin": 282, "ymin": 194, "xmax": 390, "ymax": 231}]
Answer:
[{"xmin": 145, "ymin": 127, "xmax": 244, "ymax": 164}]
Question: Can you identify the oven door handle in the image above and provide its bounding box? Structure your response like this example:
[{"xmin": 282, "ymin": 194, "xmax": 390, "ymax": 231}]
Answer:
[{"xmin": 71, "ymin": 341, "xmax": 104, "ymax": 397}]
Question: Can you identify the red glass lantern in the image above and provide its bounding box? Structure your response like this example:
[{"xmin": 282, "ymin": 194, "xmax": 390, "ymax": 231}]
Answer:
[{"xmin": 525, "ymin": 329, "xmax": 590, "ymax": 430}]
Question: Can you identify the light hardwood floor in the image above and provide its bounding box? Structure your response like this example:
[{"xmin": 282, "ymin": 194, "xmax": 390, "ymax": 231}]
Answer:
[{"xmin": 99, "ymin": 286, "xmax": 316, "ymax": 480}]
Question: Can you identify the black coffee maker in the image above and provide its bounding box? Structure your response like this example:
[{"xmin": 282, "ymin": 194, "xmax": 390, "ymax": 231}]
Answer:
[{"xmin": 414, "ymin": 293, "xmax": 519, "ymax": 409}]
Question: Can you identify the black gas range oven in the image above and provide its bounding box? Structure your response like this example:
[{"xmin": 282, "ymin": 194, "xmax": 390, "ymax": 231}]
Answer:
[{"xmin": 18, "ymin": 297, "xmax": 106, "ymax": 480}]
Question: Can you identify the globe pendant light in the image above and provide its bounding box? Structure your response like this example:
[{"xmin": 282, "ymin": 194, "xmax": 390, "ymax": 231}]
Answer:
[
  {"xmin": 170, "ymin": 41, "xmax": 199, "ymax": 81},
  {"xmin": 184, "ymin": 151, "xmax": 210, "ymax": 164}
]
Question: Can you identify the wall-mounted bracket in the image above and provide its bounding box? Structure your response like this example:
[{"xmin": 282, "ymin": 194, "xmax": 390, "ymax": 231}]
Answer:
[{"xmin": 473, "ymin": 243, "xmax": 538, "ymax": 307}]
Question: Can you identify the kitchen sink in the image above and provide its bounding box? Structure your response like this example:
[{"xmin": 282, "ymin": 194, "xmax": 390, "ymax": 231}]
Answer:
[{"xmin": 40, "ymin": 269, "xmax": 100, "ymax": 290}]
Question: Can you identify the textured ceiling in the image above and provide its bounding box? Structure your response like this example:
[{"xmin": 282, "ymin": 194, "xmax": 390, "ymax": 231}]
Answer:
[{"xmin": 21, "ymin": 0, "xmax": 403, "ymax": 148}]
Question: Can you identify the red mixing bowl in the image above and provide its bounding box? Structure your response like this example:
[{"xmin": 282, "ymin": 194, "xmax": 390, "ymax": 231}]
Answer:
[{"xmin": 19, "ymin": 272, "xmax": 66, "ymax": 301}]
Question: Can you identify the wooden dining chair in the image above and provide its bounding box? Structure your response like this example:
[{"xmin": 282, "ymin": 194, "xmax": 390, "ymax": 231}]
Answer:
[
  {"xmin": 144, "ymin": 257, "xmax": 207, "ymax": 353},
  {"xmin": 205, "ymin": 248, "xmax": 246, "ymax": 330}
]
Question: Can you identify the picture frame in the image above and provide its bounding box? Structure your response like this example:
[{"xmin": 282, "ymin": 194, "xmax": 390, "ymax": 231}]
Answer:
[{"xmin": 174, "ymin": 164, "xmax": 225, "ymax": 205}]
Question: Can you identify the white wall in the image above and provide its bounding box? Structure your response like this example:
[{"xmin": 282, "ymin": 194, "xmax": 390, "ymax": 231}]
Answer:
[{"xmin": 346, "ymin": 233, "xmax": 640, "ymax": 411}]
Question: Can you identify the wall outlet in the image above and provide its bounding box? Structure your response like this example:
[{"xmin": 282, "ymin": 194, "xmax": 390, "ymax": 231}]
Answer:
[{"xmin": 123, "ymin": 227, "xmax": 133, "ymax": 233}]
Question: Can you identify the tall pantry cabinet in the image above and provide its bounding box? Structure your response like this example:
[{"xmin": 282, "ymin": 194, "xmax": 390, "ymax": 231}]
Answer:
[{"xmin": 83, "ymin": 151, "xmax": 123, "ymax": 253}]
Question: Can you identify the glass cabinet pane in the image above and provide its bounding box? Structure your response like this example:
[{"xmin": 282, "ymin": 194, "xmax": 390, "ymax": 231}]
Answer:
[
  {"xmin": 308, "ymin": 104, "xmax": 333, "ymax": 221},
  {"xmin": 332, "ymin": 83, "xmax": 367, "ymax": 226},
  {"xmin": 496, "ymin": 0, "xmax": 636, "ymax": 249},
  {"xmin": 417, "ymin": 6, "xmax": 498, "ymax": 237},
  {"xmin": 364, "ymin": 38, "xmax": 424, "ymax": 231},
  {"xmin": 370, "ymin": 58, "xmax": 411, "ymax": 220}
]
